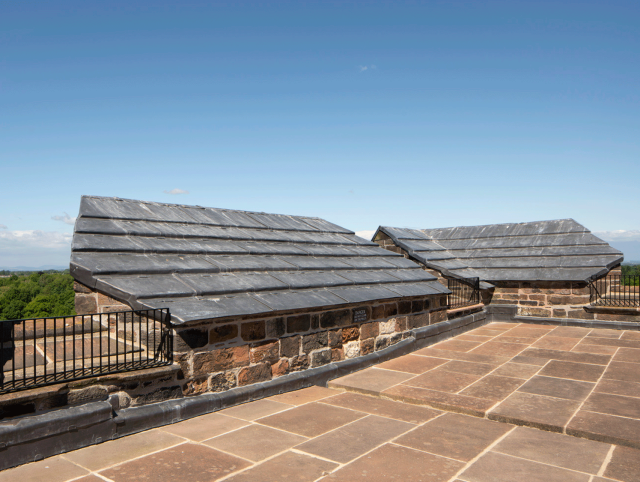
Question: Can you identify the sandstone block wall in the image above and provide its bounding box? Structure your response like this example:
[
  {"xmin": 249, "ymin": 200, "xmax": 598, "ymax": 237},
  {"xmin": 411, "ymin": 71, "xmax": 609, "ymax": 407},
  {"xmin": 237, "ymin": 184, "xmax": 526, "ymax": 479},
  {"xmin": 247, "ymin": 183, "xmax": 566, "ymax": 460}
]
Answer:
[{"xmin": 173, "ymin": 294, "xmax": 448, "ymax": 397}]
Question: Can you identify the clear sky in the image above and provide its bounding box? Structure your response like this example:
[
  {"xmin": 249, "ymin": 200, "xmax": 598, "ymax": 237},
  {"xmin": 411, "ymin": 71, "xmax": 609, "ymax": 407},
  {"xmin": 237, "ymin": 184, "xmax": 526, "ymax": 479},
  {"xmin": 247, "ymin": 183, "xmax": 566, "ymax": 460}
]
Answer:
[{"xmin": 1, "ymin": 1, "xmax": 639, "ymax": 267}]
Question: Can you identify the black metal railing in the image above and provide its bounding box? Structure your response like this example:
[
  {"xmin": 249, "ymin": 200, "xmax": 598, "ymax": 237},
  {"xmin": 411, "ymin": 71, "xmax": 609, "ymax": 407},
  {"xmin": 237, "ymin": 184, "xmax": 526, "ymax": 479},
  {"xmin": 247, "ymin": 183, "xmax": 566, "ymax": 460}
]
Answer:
[
  {"xmin": 447, "ymin": 277, "xmax": 480, "ymax": 309},
  {"xmin": 590, "ymin": 275, "xmax": 640, "ymax": 308},
  {"xmin": 0, "ymin": 308, "xmax": 172, "ymax": 395}
]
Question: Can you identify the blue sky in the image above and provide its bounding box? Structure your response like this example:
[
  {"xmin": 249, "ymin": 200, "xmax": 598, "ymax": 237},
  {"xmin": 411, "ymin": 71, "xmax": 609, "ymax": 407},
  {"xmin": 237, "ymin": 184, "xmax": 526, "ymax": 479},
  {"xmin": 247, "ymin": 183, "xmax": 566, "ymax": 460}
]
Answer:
[{"xmin": 1, "ymin": 1, "xmax": 639, "ymax": 267}]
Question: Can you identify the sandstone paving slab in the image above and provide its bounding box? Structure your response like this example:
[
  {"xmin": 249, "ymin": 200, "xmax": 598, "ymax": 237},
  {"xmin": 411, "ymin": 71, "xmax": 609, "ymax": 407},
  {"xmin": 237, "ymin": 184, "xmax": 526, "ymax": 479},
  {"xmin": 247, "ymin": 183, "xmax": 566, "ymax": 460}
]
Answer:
[
  {"xmin": 440, "ymin": 359, "xmax": 498, "ymax": 376},
  {"xmin": 224, "ymin": 451, "xmax": 337, "ymax": 482},
  {"xmin": 520, "ymin": 347, "xmax": 611, "ymax": 365},
  {"xmin": 256, "ymin": 402, "xmax": 366, "ymax": 437},
  {"xmin": 594, "ymin": 378, "xmax": 640, "ymax": 398},
  {"xmin": 69, "ymin": 476, "xmax": 107, "ymax": 482},
  {"xmin": 509, "ymin": 354, "xmax": 549, "ymax": 366},
  {"xmin": 62, "ymin": 428, "xmax": 186, "ymax": 471},
  {"xmin": 491, "ymin": 362, "xmax": 541, "ymax": 379},
  {"xmin": 328, "ymin": 367, "xmax": 414, "ymax": 395},
  {"xmin": 494, "ymin": 335, "xmax": 540, "ymax": 344},
  {"xmin": 414, "ymin": 346, "xmax": 511, "ymax": 365},
  {"xmin": 538, "ymin": 359, "xmax": 606, "ymax": 382},
  {"xmin": 603, "ymin": 361, "xmax": 640, "ymax": 383},
  {"xmin": 621, "ymin": 331, "xmax": 640, "ymax": 341},
  {"xmin": 566, "ymin": 410, "xmax": 640, "ymax": 448},
  {"xmin": 503, "ymin": 326, "xmax": 554, "ymax": 338},
  {"xmin": 613, "ymin": 347, "xmax": 640, "ymax": 364},
  {"xmin": 459, "ymin": 375, "xmax": 524, "ymax": 401},
  {"xmin": 320, "ymin": 391, "xmax": 442, "ymax": 424},
  {"xmin": 267, "ymin": 385, "xmax": 338, "ymax": 405},
  {"xmin": 532, "ymin": 336, "xmax": 581, "ymax": 351},
  {"xmin": 470, "ymin": 341, "xmax": 527, "ymax": 357},
  {"xmin": 456, "ymin": 334, "xmax": 494, "ymax": 342},
  {"xmin": 159, "ymin": 412, "xmax": 249, "ymax": 442},
  {"xmin": 382, "ymin": 384, "xmax": 496, "ymax": 417},
  {"xmin": 603, "ymin": 445, "xmax": 640, "ymax": 482},
  {"xmin": 571, "ymin": 342, "xmax": 618, "ymax": 355},
  {"xmin": 296, "ymin": 414, "xmax": 414, "ymax": 463},
  {"xmin": 98, "ymin": 443, "xmax": 251, "ymax": 482},
  {"xmin": 582, "ymin": 337, "xmax": 640, "ymax": 349},
  {"xmin": 220, "ymin": 398, "xmax": 294, "ymax": 421},
  {"xmin": 0, "ymin": 455, "xmax": 89, "ymax": 482},
  {"xmin": 491, "ymin": 426, "xmax": 611, "ymax": 474},
  {"xmin": 322, "ymin": 443, "xmax": 464, "ymax": 482},
  {"xmin": 432, "ymin": 339, "xmax": 482, "ymax": 352},
  {"xmin": 402, "ymin": 367, "xmax": 483, "ymax": 393},
  {"xmin": 517, "ymin": 375, "xmax": 594, "ymax": 401},
  {"xmin": 394, "ymin": 412, "xmax": 512, "ymax": 462},
  {"xmin": 488, "ymin": 391, "xmax": 581, "ymax": 432},
  {"xmin": 459, "ymin": 451, "xmax": 591, "ymax": 482},
  {"xmin": 203, "ymin": 424, "xmax": 307, "ymax": 462},
  {"xmin": 582, "ymin": 392, "xmax": 640, "ymax": 419},
  {"xmin": 587, "ymin": 329, "xmax": 622, "ymax": 339},
  {"xmin": 375, "ymin": 354, "xmax": 448, "ymax": 374},
  {"xmin": 548, "ymin": 326, "xmax": 592, "ymax": 338}
]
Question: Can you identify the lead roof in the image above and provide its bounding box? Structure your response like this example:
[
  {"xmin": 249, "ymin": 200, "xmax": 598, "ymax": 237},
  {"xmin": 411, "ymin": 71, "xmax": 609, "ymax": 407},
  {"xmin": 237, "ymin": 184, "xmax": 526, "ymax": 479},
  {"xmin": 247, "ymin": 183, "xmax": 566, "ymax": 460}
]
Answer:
[
  {"xmin": 71, "ymin": 196, "xmax": 449, "ymax": 324},
  {"xmin": 375, "ymin": 219, "xmax": 623, "ymax": 284}
]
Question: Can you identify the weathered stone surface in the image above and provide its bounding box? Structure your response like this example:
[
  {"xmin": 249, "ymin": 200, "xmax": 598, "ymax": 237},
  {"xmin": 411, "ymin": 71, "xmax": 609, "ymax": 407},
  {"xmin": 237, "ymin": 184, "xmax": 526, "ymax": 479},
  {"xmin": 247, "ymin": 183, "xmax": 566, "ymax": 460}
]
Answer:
[
  {"xmin": 74, "ymin": 281, "xmax": 93, "ymax": 294},
  {"xmin": 320, "ymin": 309, "xmax": 351, "ymax": 328},
  {"xmin": 210, "ymin": 372, "xmax": 236, "ymax": 392},
  {"xmin": 75, "ymin": 294, "xmax": 97, "ymax": 315},
  {"xmin": 68, "ymin": 386, "xmax": 108, "ymax": 405},
  {"xmin": 183, "ymin": 377, "xmax": 209, "ymax": 396},
  {"xmin": 328, "ymin": 329, "xmax": 342, "ymax": 348},
  {"xmin": 287, "ymin": 314, "xmax": 310, "ymax": 333},
  {"xmin": 266, "ymin": 317, "xmax": 285, "ymax": 338},
  {"xmin": 175, "ymin": 328, "xmax": 208, "ymax": 351},
  {"xmin": 193, "ymin": 346, "xmax": 249, "ymax": 375},
  {"xmin": 379, "ymin": 319, "xmax": 396, "ymax": 335},
  {"xmin": 134, "ymin": 386, "xmax": 182, "ymax": 405},
  {"xmin": 302, "ymin": 332, "xmax": 328, "ymax": 353},
  {"xmin": 344, "ymin": 341, "xmax": 361, "ymax": 359},
  {"xmin": 553, "ymin": 309, "xmax": 567, "ymax": 318},
  {"xmin": 281, "ymin": 335, "xmax": 300, "ymax": 358},
  {"xmin": 569, "ymin": 309, "xmax": 593, "ymax": 319},
  {"xmin": 398, "ymin": 300, "xmax": 411, "ymax": 315},
  {"xmin": 375, "ymin": 335, "xmax": 391, "ymax": 351},
  {"xmin": 209, "ymin": 324, "xmax": 238, "ymax": 344},
  {"xmin": 290, "ymin": 355, "xmax": 309, "ymax": 371},
  {"xmin": 311, "ymin": 348, "xmax": 332, "ymax": 367},
  {"xmin": 408, "ymin": 313, "xmax": 429, "ymax": 329},
  {"xmin": 549, "ymin": 295, "xmax": 590, "ymax": 305},
  {"xmin": 342, "ymin": 326, "xmax": 360, "ymax": 343},
  {"xmin": 395, "ymin": 316, "xmax": 407, "ymax": 332},
  {"xmin": 310, "ymin": 314, "xmax": 320, "ymax": 330},
  {"xmin": 331, "ymin": 347, "xmax": 344, "ymax": 362},
  {"xmin": 518, "ymin": 307, "xmax": 552, "ymax": 317},
  {"xmin": 360, "ymin": 322, "xmax": 379, "ymax": 339},
  {"xmin": 272, "ymin": 359, "xmax": 290, "ymax": 377},
  {"xmin": 430, "ymin": 310, "xmax": 447, "ymax": 324},
  {"xmin": 250, "ymin": 340, "xmax": 280, "ymax": 364},
  {"xmin": 372, "ymin": 304, "xmax": 385, "ymax": 320},
  {"xmin": 361, "ymin": 338, "xmax": 375, "ymax": 355},
  {"xmin": 384, "ymin": 303, "xmax": 398, "ymax": 318},
  {"xmin": 411, "ymin": 299, "xmax": 424, "ymax": 313},
  {"xmin": 238, "ymin": 363, "xmax": 272, "ymax": 386},
  {"xmin": 241, "ymin": 321, "xmax": 265, "ymax": 341}
]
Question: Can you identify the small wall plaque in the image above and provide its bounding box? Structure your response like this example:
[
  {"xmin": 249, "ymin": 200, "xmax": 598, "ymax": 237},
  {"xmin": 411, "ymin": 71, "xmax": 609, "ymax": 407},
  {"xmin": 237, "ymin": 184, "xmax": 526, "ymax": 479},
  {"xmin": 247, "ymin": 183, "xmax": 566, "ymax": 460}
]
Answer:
[{"xmin": 353, "ymin": 309, "xmax": 367, "ymax": 323}]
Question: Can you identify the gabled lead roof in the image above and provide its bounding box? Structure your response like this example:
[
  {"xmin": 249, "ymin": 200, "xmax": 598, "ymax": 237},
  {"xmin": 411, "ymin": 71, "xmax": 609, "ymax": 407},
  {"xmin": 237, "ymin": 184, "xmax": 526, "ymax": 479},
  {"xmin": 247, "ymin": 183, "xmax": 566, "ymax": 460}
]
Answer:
[
  {"xmin": 375, "ymin": 219, "xmax": 623, "ymax": 283},
  {"xmin": 71, "ymin": 196, "xmax": 449, "ymax": 324}
]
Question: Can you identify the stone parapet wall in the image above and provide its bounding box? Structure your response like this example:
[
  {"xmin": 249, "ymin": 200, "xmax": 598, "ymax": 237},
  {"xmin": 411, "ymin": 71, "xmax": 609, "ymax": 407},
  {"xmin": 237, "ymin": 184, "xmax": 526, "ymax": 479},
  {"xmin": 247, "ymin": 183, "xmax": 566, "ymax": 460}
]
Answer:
[
  {"xmin": 74, "ymin": 281, "xmax": 130, "ymax": 315},
  {"xmin": 174, "ymin": 294, "xmax": 448, "ymax": 397}
]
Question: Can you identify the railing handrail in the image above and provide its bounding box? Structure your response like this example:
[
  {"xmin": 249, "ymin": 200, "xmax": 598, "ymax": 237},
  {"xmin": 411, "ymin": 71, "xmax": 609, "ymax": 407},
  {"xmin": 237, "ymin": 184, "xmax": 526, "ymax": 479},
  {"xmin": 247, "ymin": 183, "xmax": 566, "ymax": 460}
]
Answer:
[
  {"xmin": 447, "ymin": 277, "xmax": 480, "ymax": 309},
  {"xmin": 1, "ymin": 308, "xmax": 172, "ymax": 395}
]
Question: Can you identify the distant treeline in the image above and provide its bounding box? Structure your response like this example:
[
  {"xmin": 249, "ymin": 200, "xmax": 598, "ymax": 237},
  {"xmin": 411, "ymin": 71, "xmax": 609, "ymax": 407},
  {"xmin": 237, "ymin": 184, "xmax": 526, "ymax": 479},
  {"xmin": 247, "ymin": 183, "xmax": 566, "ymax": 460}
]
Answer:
[
  {"xmin": 622, "ymin": 264, "xmax": 640, "ymax": 277},
  {"xmin": 0, "ymin": 271, "xmax": 76, "ymax": 321}
]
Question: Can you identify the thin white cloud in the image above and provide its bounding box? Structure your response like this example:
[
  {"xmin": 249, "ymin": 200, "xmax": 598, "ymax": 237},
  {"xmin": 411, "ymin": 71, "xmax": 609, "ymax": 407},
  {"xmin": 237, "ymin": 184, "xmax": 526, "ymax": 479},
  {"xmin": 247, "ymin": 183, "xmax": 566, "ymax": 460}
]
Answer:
[
  {"xmin": 164, "ymin": 188, "xmax": 189, "ymax": 195},
  {"xmin": 358, "ymin": 65, "xmax": 377, "ymax": 72},
  {"xmin": 0, "ymin": 230, "xmax": 72, "ymax": 268},
  {"xmin": 355, "ymin": 230, "xmax": 376, "ymax": 241},
  {"xmin": 594, "ymin": 230, "xmax": 640, "ymax": 242},
  {"xmin": 51, "ymin": 212, "xmax": 76, "ymax": 225},
  {"xmin": 0, "ymin": 224, "xmax": 6, "ymax": 229}
]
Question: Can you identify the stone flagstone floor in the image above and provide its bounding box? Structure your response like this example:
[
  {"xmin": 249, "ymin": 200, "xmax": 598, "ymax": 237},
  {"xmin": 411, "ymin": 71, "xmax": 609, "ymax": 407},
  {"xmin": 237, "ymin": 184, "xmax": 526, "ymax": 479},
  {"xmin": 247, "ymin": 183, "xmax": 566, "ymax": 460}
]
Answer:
[{"xmin": 2, "ymin": 322, "xmax": 640, "ymax": 482}]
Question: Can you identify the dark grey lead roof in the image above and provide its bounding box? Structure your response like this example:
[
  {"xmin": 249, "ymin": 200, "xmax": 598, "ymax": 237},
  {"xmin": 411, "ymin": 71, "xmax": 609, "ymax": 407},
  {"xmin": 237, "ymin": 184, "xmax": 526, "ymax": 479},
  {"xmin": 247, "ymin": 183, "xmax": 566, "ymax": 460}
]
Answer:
[
  {"xmin": 375, "ymin": 219, "xmax": 623, "ymax": 283},
  {"xmin": 71, "ymin": 196, "xmax": 449, "ymax": 324}
]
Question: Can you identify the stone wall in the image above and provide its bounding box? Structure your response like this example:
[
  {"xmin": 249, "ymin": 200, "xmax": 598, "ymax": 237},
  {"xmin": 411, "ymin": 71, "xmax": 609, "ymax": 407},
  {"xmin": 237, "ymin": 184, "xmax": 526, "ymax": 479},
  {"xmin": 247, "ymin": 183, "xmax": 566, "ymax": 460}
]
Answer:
[
  {"xmin": 173, "ymin": 294, "xmax": 448, "ymax": 397},
  {"xmin": 74, "ymin": 281, "xmax": 130, "ymax": 315}
]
